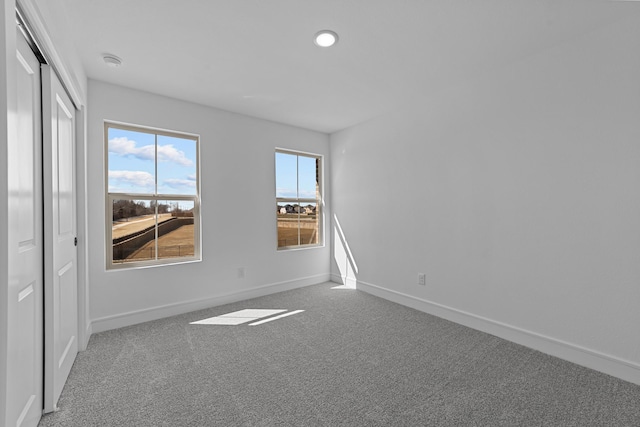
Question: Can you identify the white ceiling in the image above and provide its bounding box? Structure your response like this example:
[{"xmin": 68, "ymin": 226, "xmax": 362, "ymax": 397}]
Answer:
[{"xmin": 57, "ymin": 0, "xmax": 634, "ymax": 133}]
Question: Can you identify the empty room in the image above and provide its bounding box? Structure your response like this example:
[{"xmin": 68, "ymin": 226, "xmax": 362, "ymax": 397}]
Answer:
[{"xmin": 2, "ymin": 0, "xmax": 640, "ymax": 426}]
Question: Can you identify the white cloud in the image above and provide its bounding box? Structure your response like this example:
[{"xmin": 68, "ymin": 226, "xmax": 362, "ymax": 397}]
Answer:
[
  {"xmin": 157, "ymin": 144, "xmax": 193, "ymax": 166},
  {"xmin": 163, "ymin": 178, "xmax": 196, "ymax": 188},
  {"xmin": 276, "ymin": 187, "xmax": 317, "ymax": 199},
  {"xmin": 109, "ymin": 137, "xmax": 193, "ymax": 167},
  {"xmin": 109, "ymin": 137, "xmax": 154, "ymax": 161},
  {"xmin": 276, "ymin": 187, "xmax": 296, "ymax": 198},
  {"xmin": 109, "ymin": 170, "xmax": 154, "ymax": 189},
  {"xmin": 299, "ymin": 189, "xmax": 317, "ymax": 198}
]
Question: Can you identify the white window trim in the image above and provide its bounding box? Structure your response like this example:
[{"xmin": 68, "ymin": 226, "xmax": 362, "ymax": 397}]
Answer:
[
  {"xmin": 275, "ymin": 148, "xmax": 324, "ymax": 251},
  {"xmin": 105, "ymin": 121, "xmax": 201, "ymax": 270}
]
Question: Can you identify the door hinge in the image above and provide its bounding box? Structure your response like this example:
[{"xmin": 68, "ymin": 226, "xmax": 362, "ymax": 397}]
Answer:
[{"xmin": 74, "ymin": 237, "xmax": 78, "ymax": 246}]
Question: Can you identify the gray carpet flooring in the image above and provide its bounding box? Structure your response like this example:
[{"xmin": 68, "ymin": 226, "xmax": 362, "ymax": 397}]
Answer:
[{"xmin": 39, "ymin": 283, "xmax": 640, "ymax": 426}]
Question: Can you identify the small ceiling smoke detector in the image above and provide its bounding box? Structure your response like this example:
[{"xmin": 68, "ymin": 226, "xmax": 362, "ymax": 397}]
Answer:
[
  {"xmin": 314, "ymin": 30, "xmax": 338, "ymax": 47},
  {"xmin": 103, "ymin": 54, "xmax": 122, "ymax": 68}
]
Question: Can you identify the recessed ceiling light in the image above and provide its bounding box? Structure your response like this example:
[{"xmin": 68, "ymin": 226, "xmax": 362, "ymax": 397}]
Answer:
[
  {"xmin": 314, "ymin": 30, "xmax": 338, "ymax": 48},
  {"xmin": 103, "ymin": 54, "xmax": 122, "ymax": 68}
]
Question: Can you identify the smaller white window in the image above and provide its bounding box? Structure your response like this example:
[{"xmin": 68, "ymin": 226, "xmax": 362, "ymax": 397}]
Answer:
[
  {"xmin": 275, "ymin": 149, "xmax": 323, "ymax": 250},
  {"xmin": 105, "ymin": 122, "xmax": 201, "ymax": 269}
]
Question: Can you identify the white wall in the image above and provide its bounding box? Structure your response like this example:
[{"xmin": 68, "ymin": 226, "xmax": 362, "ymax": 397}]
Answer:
[
  {"xmin": 88, "ymin": 80, "xmax": 331, "ymax": 332},
  {"xmin": 330, "ymin": 16, "xmax": 640, "ymax": 384}
]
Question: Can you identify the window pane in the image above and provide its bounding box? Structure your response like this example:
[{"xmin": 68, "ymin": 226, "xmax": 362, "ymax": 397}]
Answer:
[
  {"xmin": 275, "ymin": 152, "xmax": 297, "ymax": 198},
  {"xmin": 112, "ymin": 199, "xmax": 156, "ymax": 263},
  {"xmin": 107, "ymin": 123, "xmax": 201, "ymax": 269},
  {"xmin": 157, "ymin": 135, "xmax": 197, "ymax": 195},
  {"xmin": 108, "ymin": 128, "xmax": 156, "ymax": 194},
  {"xmin": 157, "ymin": 200, "xmax": 195, "ymax": 260},
  {"xmin": 298, "ymin": 155, "xmax": 318, "ymax": 200},
  {"xmin": 299, "ymin": 202, "xmax": 318, "ymax": 245},
  {"xmin": 277, "ymin": 202, "xmax": 300, "ymax": 248}
]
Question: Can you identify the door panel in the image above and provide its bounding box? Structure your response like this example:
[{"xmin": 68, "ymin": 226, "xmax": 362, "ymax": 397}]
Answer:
[
  {"xmin": 57, "ymin": 262, "xmax": 77, "ymax": 365},
  {"xmin": 42, "ymin": 65, "xmax": 78, "ymax": 413},
  {"xmin": 56, "ymin": 97, "xmax": 74, "ymax": 235},
  {"xmin": 7, "ymin": 28, "xmax": 44, "ymax": 427}
]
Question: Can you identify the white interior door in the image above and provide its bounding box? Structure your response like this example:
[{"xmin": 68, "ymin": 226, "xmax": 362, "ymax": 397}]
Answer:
[
  {"xmin": 42, "ymin": 64, "xmax": 78, "ymax": 413},
  {"xmin": 6, "ymin": 27, "xmax": 44, "ymax": 427}
]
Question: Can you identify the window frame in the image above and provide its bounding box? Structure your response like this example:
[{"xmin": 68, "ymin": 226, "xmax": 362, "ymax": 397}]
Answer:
[
  {"xmin": 105, "ymin": 121, "xmax": 201, "ymax": 270},
  {"xmin": 275, "ymin": 148, "xmax": 324, "ymax": 251}
]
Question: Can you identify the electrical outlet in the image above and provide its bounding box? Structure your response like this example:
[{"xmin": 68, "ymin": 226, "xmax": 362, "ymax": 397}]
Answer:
[
  {"xmin": 418, "ymin": 273, "xmax": 426, "ymax": 286},
  {"xmin": 238, "ymin": 267, "xmax": 245, "ymax": 279}
]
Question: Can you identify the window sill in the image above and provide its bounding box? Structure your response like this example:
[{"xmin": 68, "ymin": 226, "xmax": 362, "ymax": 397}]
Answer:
[
  {"xmin": 277, "ymin": 244, "xmax": 325, "ymax": 252},
  {"xmin": 106, "ymin": 256, "xmax": 202, "ymax": 272}
]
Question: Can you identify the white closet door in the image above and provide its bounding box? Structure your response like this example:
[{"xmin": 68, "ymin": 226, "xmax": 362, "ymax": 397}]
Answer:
[
  {"xmin": 6, "ymin": 27, "xmax": 44, "ymax": 427},
  {"xmin": 42, "ymin": 64, "xmax": 78, "ymax": 413}
]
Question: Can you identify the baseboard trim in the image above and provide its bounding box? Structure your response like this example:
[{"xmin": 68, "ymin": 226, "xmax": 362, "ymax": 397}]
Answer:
[
  {"xmin": 91, "ymin": 273, "xmax": 330, "ymax": 333},
  {"xmin": 355, "ymin": 279, "xmax": 640, "ymax": 386}
]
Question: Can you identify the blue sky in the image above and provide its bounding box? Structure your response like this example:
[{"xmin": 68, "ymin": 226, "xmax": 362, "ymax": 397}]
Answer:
[
  {"xmin": 108, "ymin": 127, "xmax": 197, "ymax": 196},
  {"xmin": 276, "ymin": 152, "xmax": 317, "ymax": 199}
]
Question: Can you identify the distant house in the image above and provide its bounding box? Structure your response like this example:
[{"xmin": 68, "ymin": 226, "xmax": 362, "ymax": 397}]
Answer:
[{"xmin": 279, "ymin": 207, "xmax": 287, "ymax": 214}]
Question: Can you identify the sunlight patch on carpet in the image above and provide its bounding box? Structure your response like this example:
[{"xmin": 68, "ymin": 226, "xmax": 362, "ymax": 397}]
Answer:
[
  {"xmin": 190, "ymin": 309, "xmax": 304, "ymax": 326},
  {"xmin": 249, "ymin": 310, "xmax": 305, "ymax": 325}
]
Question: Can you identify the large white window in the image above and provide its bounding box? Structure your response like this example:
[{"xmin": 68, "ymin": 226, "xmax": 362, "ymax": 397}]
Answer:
[
  {"xmin": 105, "ymin": 122, "xmax": 200, "ymax": 269},
  {"xmin": 275, "ymin": 149, "xmax": 323, "ymax": 249}
]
